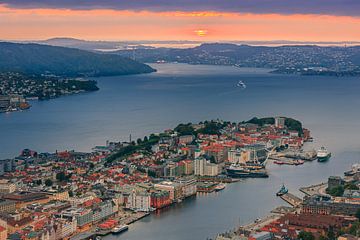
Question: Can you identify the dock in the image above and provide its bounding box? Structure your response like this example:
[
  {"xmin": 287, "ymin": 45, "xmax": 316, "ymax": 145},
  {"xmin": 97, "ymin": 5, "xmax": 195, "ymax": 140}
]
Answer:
[
  {"xmin": 280, "ymin": 193, "xmax": 303, "ymax": 207},
  {"xmin": 240, "ymin": 213, "xmax": 282, "ymax": 231},
  {"xmin": 299, "ymin": 182, "xmax": 327, "ymax": 196}
]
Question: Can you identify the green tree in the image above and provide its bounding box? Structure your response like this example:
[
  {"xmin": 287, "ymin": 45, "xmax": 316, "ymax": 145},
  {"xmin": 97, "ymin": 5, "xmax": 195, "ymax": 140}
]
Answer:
[
  {"xmin": 45, "ymin": 179, "xmax": 53, "ymax": 186},
  {"xmin": 56, "ymin": 171, "xmax": 67, "ymax": 182},
  {"xmin": 298, "ymin": 231, "xmax": 315, "ymax": 240},
  {"xmin": 356, "ymin": 208, "xmax": 360, "ymax": 221}
]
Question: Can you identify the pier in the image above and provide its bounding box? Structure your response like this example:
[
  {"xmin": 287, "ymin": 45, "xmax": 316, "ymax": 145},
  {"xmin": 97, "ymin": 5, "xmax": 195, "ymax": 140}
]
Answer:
[
  {"xmin": 299, "ymin": 182, "xmax": 328, "ymax": 196},
  {"xmin": 279, "ymin": 193, "xmax": 303, "ymax": 207}
]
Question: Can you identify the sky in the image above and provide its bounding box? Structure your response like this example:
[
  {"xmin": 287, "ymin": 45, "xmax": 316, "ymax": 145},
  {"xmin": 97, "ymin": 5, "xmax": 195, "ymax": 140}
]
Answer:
[{"xmin": 0, "ymin": 0, "xmax": 360, "ymax": 42}]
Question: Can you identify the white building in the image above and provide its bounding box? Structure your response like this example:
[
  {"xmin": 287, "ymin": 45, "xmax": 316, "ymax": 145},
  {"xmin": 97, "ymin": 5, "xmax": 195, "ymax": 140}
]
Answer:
[{"xmin": 127, "ymin": 190, "xmax": 151, "ymax": 212}]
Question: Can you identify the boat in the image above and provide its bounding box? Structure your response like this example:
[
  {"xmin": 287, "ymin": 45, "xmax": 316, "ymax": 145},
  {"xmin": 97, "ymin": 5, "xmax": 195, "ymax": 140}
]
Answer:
[
  {"xmin": 236, "ymin": 80, "xmax": 246, "ymax": 89},
  {"xmin": 214, "ymin": 183, "xmax": 226, "ymax": 192},
  {"xmin": 317, "ymin": 147, "xmax": 331, "ymax": 162},
  {"xmin": 276, "ymin": 184, "xmax": 288, "ymax": 196},
  {"xmin": 226, "ymin": 164, "xmax": 268, "ymax": 178},
  {"xmin": 344, "ymin": 163, "xmax": 360, "ymax": 176},
  {"xmin": 111, "ymin": 225, "xmax": 129, "ymax": 234}
]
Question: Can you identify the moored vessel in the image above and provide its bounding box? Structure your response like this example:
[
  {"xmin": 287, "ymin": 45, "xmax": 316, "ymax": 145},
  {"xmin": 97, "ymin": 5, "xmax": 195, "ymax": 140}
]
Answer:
[
  {"xmin": 317, "ymin": 147, "xmax": 331, "ymax": 162},
  {"xmin": 276, "ymin": 184, "xmax": 288, "ymax": 196},
  {"xmin": 226, "ymin": 164, "xmax": 268, "ymax": 178},
  {"xmin": 111, "ymin": 225, "xmax": 129, "ymax": 234},
  {"xmin": 214, "ymin": 183, "xmax": 226, "ymax": 192}
]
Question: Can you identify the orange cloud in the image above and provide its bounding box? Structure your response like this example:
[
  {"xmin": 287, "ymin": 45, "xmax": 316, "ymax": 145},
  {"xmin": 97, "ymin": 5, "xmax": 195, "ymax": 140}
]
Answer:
[{"xmin": 0, "ymin": 4, "xmax": 359, "ymax": 41}]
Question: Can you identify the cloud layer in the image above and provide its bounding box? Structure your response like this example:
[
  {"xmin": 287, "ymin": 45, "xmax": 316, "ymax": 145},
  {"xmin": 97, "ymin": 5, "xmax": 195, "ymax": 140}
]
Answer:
[{"xmin": 0, "ymin": 0, "xmax": 359, "ymax": 16}]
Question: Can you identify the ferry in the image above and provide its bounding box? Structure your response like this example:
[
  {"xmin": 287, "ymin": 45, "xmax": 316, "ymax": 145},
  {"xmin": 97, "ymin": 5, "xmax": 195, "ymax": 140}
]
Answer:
[
  {"xmin": 236, "ymin": 80, "xmax": 246, "ymax": 89},
  {"xmin": 214, "ymin": 183, "xmax": 226, "ymax": 192},
  {"xmin": 276, "ymin": 184, "xmax": 288, "ymax": 196},
  {"xmin": 226, "ymin": 164, "xmax": 268, "ymax": 178},
  {"xmin": 111, "ymin": 225, "xmax": 129, "ymax": 234},
  {"xmin": 317, "ymin": 147, "xmax": 331, "ymax": 162}
]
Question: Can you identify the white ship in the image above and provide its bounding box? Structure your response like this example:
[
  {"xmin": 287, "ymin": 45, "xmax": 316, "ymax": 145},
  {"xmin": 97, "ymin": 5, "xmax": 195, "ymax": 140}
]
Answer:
[
  {"xmin": 111, "ymin": 225, "xmax": 129, "ymax": 234},
  {"xmin": 317, "ymin": 147, "xmax": 331, "ymax": 162},
  {"xmin": 237, "ymin": 81, "xmax": 246, "ymax": 89}
]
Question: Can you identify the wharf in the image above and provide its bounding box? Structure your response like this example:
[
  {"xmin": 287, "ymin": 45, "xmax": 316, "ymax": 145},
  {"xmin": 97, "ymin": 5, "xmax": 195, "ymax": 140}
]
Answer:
[
  {"xmin": 279, "ymin": 193, "xmax": 303, "ymax": 207},
  {"xmin": 271, "ymin": 206, "xmax": 295, "ymax": 214},
  {"xmin": 240, "ymin": 213, "xmax": 282, "ymax": 231},
  {"xmin": 70, "ymin": 233, "xmax": 98, "ymax": 240},
  {"xmin": 119, "ymin": 212, "xmax": 150, "ymax": 225},
  {"xmin": 272, "ymin": 150, "xmax": 317, "ymax": 161},
  {"xmin": 299, "ymin": 182, "xmax": 328, "ymax": 196}
]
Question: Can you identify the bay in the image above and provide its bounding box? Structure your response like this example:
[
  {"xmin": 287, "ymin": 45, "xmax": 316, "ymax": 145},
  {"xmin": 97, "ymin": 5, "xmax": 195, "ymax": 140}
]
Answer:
[{"xmin": 0, "ymin": 63, "xmax": 359, "ymax": 239}]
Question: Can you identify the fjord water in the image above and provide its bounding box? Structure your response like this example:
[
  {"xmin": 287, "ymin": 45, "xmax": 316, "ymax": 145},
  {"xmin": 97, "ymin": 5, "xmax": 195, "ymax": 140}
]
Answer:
[{"xmin": 1, "ymin": 63, "xmax": 359, "ymax": 239}]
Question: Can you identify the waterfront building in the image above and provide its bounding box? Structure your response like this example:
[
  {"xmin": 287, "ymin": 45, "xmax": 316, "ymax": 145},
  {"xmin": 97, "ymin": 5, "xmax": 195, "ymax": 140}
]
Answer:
[
  {"xmin": 150, "ymin": 191, "xmax": 172, "ymax": 209},
  {"xmin": 0, "ymin": 95, "xmax": 10, "ymax": 112},
  {"xmin": 92, "ymin": 200, "xmax": 114, "ymax": 222},
  {"xmin": 154, "ymin": 181, "xmax": 183, "ymax": 201},
  {"xmin": 174, "ymin": 177, "xmax": 197, "ymax": 197},
  {"xmin": 127, "ymin": 190, "xmax": 151, "ymax": 212},
  {"xmin": 302, "ymin": 194, "xmax": 360, "ymax": 216}
]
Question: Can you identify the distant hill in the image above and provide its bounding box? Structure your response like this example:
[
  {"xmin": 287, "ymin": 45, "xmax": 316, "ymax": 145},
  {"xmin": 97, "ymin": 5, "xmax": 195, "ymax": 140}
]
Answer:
[
  {"xmin": 0, "ymin": 42, "xmax": 155, "ymax": 77},
  {"xmin": 114, "ymin": 43, "xmax": 360, "ymax": 76}
]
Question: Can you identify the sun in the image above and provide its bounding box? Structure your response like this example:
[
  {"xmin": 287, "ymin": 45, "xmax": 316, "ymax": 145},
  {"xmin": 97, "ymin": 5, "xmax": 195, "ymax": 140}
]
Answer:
[{"xmin": 194, "ymin": 29, "xmax": 208, "ymax": 37}]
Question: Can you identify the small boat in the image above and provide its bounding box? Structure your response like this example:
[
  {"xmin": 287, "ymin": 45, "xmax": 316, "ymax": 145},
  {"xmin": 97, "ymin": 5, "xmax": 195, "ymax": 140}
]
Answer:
[
  {"xmin": 111, "ymin": 225, "xmax": 129, "ymax": 234},
  {"xmin": 276, "ymin": 184, "xmax": 288, "ymax": 196},
  {"xmin": 236, "ymin": 80, "xmax": 246, "ymax": 89},
  {"xmin": 274, "ymin": 161, "xmax": 285, "ymax": 165},
  {"xmin": 215, "ymin": 183, "xmax": 226, "ymax": 192},
  {"xmin": 317, "ymin": 147, "xmax": 331, "ymax": 162}
]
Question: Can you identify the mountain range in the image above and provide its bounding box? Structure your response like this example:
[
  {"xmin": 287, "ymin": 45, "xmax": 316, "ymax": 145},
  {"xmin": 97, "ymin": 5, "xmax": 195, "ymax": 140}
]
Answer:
[{"xmin": 0, "ymin": 42, "xmax": 155, "ymax": 77}]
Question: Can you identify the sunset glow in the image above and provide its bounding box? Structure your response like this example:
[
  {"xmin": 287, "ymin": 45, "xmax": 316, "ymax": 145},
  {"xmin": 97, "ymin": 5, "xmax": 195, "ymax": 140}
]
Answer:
[{"xmin": 0, "ymin": 3, "xmax": 359, "ymax": 41}]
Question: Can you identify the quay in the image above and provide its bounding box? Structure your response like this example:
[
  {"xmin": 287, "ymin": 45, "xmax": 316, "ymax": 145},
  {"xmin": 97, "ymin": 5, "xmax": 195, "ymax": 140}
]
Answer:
[
  {"xmin": 279, "ymin": 192, "xmax": 303, "ymax": 207},
  {"xmin": 299, "ymin": 182, "xmax": 328, "ymax": 196},
  {"xmin": 240, "ymin": 213, "xmax": 282, "ymax": 231}
]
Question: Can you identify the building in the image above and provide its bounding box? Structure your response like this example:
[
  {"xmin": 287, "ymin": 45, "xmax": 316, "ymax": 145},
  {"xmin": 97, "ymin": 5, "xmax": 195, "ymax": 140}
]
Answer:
[
  {"xmin": 154, "ymin": 181, "xmax": 182, "ymax": 202},
  {"xmin": 150, "ymin": 191, "xmax": 172, "ymax": 209},
  {"xmin": 92, "ymin": 201, "xmax": 114, "ymax": 222},
  {"xmin": 174, "ymin": 177, "xmax": 197, "ymax": 198},
  {"xmin": 328, "ymin": 176, "xmax": 344, "ymax": 190},
  {"xmin": 183, "ymin": 160, "xmax": 194, "ymax": 175},
  {"xmin": 0, "ymin": 225, "xmax": 6, "ymax": 240},
  {"xmin": 302, "ymin": 195, "xmax": 360, "ymax": 216},
  {"xmin": 126, "ymin": 190, "xmax": 151, "ymax": 212},
  {"xmin": 0, "ymin": 95, "xmax": 10, "ymax": 112},
  {"xmin": 3, "ymin": 192, "xmax": 50, "ymax": 209},
  {"xmin": 54, "ymin": 217, "xmax": 77, "ymax": 240},
  {"xmin": 178, "ymin": 135, "xmax": 194, "ymax": 145},
  {"xmin": 274, "ymin": 117, "xmax": 285, "ymax": 128},
  {"xmin": 0, "ymin": 181, "xmax": 16, "ymax": 194},
  {"xmin": 0, "ymin": 199, "xmax": 16, "ymax": 213},
  {"xmin": 194, "ymin": 158, "xmax": 220, "ymax": 176}
]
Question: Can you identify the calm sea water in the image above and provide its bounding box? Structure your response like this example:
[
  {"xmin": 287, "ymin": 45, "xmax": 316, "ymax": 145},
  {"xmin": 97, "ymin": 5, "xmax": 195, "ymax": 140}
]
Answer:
[{"xmin": 1, "ymin": 63, "xmax": 359, "ymax": 239}]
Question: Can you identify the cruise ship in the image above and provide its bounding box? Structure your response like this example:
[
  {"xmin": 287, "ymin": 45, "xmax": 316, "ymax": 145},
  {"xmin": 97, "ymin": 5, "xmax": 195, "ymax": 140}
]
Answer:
[
  {"xmin": 226, "ymin": 164, "xmax": 268, "ymax": 178},
  {"xmin": 317, "ymin": 147, "xmax": 331, "ymax": 162}
]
